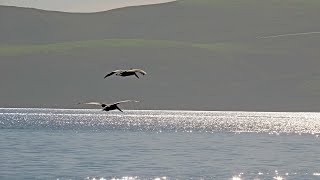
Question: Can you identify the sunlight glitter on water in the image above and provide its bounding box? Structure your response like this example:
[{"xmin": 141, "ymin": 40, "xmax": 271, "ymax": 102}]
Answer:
[
  {"xmin": 81, "ymin": 172, "xmax": 320, "ymax": 180},
  {"xmin": 1, "ymin": 108, "xmax": 320, "ymax": 135},
  {"xmin": 85, "ymin": 177, "xmax": 168, "ymax": 180},
  {"xmin": 273, "ymin": 176, "xmax": 284, "ymax": 180},
  {"xmin": 232, "ymin": 176, "xmax": 242, "ymax": 180},
  {"xmin": 1, "ymin": 109, "xmax": 320, "ymax": 180}
]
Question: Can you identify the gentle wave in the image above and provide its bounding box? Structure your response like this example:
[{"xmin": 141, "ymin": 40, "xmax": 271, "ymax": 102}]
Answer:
[{"xmin": 1, "ymin": 108, "xmax": 320, "ymax": 134}]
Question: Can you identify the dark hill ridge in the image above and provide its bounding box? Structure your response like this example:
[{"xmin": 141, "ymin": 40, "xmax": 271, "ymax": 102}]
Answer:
[{"xmin": 0, "ymin": 0, "xmax": 320, "ymax": 111}]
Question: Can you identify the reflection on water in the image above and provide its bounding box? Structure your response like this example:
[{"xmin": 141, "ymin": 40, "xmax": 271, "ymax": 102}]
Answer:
[
  {"xmin": 87, "ymin": 177, "xmax": 168, "ymax": 180},
  {"xmin": 273, "ymin": 176, "xmax": 284, "ymax": 180},
  {"xmin": 81, "ymin": 173, "xmax": 320, "ymax": 180},
  {"xmin": 1, "ymin": 109, "xmax": 320, "ymax": 180},
  {"xmin": 232, "ymin": 176, "xmax": 242, "ymax": 180},
  {"xmin": 1, "ymin": 108, "xmax": 320, "ymax": 135}
]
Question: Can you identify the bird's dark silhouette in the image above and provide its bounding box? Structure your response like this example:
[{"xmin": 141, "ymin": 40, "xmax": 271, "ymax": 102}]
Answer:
[
  {"xmin": 78, "ymin": 100, "xmax": 139, "ymax": 112},
  {"xmin": 104, "ymin": 69, "xmax": 147, "ymax": 79}
]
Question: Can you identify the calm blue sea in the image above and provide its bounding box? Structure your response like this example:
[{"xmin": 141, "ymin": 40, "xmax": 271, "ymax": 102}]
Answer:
[{"xmin": 1, "ymin": 108, "xmax": 320, "ymax": 180}]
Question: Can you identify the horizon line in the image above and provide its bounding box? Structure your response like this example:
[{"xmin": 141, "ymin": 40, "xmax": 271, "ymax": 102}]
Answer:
[{"xmin": 0, "ymin": 107, "xmax": 319, "ymax": 114}]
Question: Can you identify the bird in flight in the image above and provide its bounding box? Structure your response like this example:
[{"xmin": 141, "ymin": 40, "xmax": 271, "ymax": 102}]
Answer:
[
  {"xmin": 104, "ymin": 69, "xmax": 147, "ymax": 79},
  {"xmin": 78, "ymin": 100, "xmax": 139, "ymax": 112}
]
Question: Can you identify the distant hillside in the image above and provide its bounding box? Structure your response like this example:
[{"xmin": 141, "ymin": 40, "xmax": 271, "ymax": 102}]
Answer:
[
  {"xmin": 1, "ymin": 0, "xmax": 320, "ymax": 44},
  {"xmin": 0, "ymin": 0, "xmax": 320, "ymax": 111}
]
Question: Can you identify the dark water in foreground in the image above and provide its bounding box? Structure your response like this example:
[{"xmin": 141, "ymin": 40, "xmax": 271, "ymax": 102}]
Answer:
[{"xmin": 1, "ymin": 108, "xmax": 320, "ymax": 180}]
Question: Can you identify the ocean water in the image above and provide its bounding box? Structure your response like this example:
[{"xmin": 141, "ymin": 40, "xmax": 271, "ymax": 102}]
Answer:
[{"xmin": 1, "ymin": 109, "xmax": 320, "ymax": 180}]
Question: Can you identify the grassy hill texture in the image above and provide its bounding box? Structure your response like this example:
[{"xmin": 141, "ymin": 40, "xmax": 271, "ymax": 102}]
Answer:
[{"xmin": 0, "ymin": 0, "xmax": 320, "ymax": 111}]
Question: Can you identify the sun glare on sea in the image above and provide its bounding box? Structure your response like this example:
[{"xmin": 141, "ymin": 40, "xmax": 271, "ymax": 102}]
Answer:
[
  {"xmin": 273, "ymin": 176, "xmax": 284, "ymax": 180},
  {"xmin": 232, "ymin": 176, "xmax": 242, "ymax": 180}
]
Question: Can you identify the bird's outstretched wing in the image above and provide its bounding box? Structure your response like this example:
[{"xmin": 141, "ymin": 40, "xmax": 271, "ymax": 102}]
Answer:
[
  {"xmin": 79, "ymin": 102, "xmax": 107, "ymax": 107},
  {"xmin": 104, "ymin": 71, "xmax": 116, "ymax": 78},
  {"xmin": 104, "ymin": 70, "xmax": 123, "ymax": 78},
  {"xmin": 129, "ymin": 69, "xmax": 147, "ymax": 75},
  {"xmin": 112, "ymin": 100, "xmax": 139, "ymax": 105},
  {"xmin": 84, "ymin": 102, "xmax": 103, "ymax": 106}
]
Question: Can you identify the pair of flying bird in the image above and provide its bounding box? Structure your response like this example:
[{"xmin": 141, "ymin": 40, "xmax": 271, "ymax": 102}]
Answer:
[{"xmin": 79, "ymin": 69, "xmax": 147, "ymax": 112}]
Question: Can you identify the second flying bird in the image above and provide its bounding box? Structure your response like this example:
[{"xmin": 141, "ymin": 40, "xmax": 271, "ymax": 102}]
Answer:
[{"xmin": 104, "ymin": 69, "xmax": 147, "ymax": 79}]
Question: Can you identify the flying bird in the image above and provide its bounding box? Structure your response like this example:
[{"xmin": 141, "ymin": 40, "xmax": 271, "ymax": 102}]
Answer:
[
  {"xmin": 104, "ymin": 69, "xmax": 147, "ymax": 79},
  {"xmin": 78, "ymin": 100, "xmax": 139, "ymax": 112}
]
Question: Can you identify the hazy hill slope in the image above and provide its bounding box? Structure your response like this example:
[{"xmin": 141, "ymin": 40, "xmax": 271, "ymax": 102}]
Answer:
[
  {"xmin": 0, "ymin": 41, "xmax": 318, "ymax": 111},
  {"xmin": 1, "ymin": 0, "xmax": 320, "ymax": 44},
  {"xmin": 0, "ymin": 0, "xmax": 320, "ymax": 111}
]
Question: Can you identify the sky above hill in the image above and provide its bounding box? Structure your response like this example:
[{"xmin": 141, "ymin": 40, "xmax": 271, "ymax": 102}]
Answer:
[{"xmin": 0, "ymin": 0, "xmax": 175, "ymax": 12}]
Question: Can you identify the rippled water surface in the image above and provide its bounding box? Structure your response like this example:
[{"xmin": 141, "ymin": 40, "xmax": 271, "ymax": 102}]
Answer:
[{"xmin": 1, "ymin": 108, "xmax": 320, "ymax": 180}]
